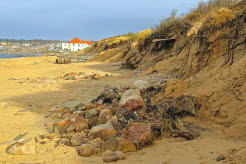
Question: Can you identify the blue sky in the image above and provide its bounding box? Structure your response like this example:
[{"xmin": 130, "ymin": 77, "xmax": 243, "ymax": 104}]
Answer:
[{"xmin": 0, "ymin": 0, "xmax": 204, "ymax": 41}]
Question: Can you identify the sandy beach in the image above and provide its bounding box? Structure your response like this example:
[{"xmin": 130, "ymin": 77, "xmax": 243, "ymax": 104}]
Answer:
[{"xmin": 0, "ymin": 56, "xmax": 245, "ymax": 164}]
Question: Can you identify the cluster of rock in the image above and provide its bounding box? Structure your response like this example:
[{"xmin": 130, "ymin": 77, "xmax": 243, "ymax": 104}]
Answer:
[
  {"xmin": 8, "ymin": 72, "xmax": 113, "ymax": 85},
  {"xmin": 43, "ymin": 80, "xmax": 201, "ymax": 162},
  {"xmin": 60, "ymin": 72, "xmax": 107, "ymax": 80}
]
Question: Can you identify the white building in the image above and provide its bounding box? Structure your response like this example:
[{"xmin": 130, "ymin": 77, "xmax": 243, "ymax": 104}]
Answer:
[{"xmin": 62, "ymin": 37, "xmax": 92, "ymax": 51}]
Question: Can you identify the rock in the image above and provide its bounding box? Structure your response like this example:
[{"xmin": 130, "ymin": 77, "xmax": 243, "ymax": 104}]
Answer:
[
  {"xmin": 85, "ymin": 74, "xmax": 96, "ymax": 80},
  {"xmin": 45, "ymin": 121, "xmax": 55, "ymax": 133},
  {"xmin": 133, "ymin": 80, "xmax": 152, "ymax": 90},
  {"xmin": 124, "ymin": 98, "xmax": 145, "ymax": 115},
  {"xmin": 61, "ymin": 100, "xmax": 84, "ymax": 112},
  {"xmin": 77, "ymin": 144, "xmax": 98, "ymax": 157},
  {"xmin": 63, "ymin": 72, "xmax": 80, "ymax": 80},
  {"xmin": 119, "ymin": 89, "xmax": 141, "ymax": 106},
  {"xmin": 94, "ymin": 74, "xmax": 102, "ymax": 79},
  {"xmin": 119, "ymin": 89, "xmax": 144, "ymax": 115},
  {"xmin": 70, "ymin": 133, "xmax": 88, "ymax": 146},
  {"xmin": 85, "ymin": 109, "xmax": 99, "ymax": 119},
  {"xmin": 7, "ymin": 139, "xmax": 36, "ymax": 155},
  {"xmin": 0, "ymin": 102, "xmax": 8, "ymax": 110},
  {"xmin": 216, "ymin": 155, "xmax": 226, "ymax": 162},
  {"xmin": 88, "ymin": 138, "xmax": 106, "ymax": 148},
  {"xmin": 40, "ymin": 133, "xmax": 62, "ymax": 139},
  {"xmin": 66, "ymin": 116, "xmax": 88, "ymax": 133},
  {"xmin": 99, "ymin": 109, "xmax": 113, "ymax": 121},
  {"xmin": 88, "ymin": 124, "xmax": 116, "ymax": 140},
  {"xmin": 108, "ymin": 137, "xmax": 136, "ymax": 152},
  {"xmin": 66, "ymin": 76, "xmax": 77, "ymax": 80},
  {"xmin": 89, "ymin": 117, "xmax": 106, "ymax": 128},
  {"xmin": 56, "ymin": 118, "xmax": 72, "ymax": 127},
  {"xmin": 103, "ymin": 151, "xmax": 126, "ymax": 163},
  {"xmin": 106, "ymin": 116, "xmax": 119, "ymax": 129},
  {"xmin": 126, "ymin": 123, "xmax": 153, "ymax": 149},
  {"xmin": 85, "ymin": 103, "xmax": 95, "ymax": 110},
  {"xmin": 50, "ymin": 112, "xmax": 63, "ymax": 119}
]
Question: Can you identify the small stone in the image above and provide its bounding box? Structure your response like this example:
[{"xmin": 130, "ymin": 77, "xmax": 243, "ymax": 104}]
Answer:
[
  {"xmin": 89, "ymin": 117, "xmax": 106, "ymax": 128},
  {"xmin": 0, "ymin": 102, "xmax": 8, "ymax": 110},
  {"xmin": 85, "ymin": 109, "xmax": 99, "ymax": 119},
  {"xmin": 70, "ymin": 133, "xmax": 88, "ymax": 146},
  {"xmin": 108, "ymin": 137, "xmax": 136, "ymax": 152},
  {"xmin": 66, "ymin": 116, "xmax": 88, "ymax": 133},
  {"xmin": 103, "ymin": 151, "xmax": 126, "ymax": 163},
  {"xmin": 216, "ymin": 155, "xmax": 225, "ymax": 162},
  {"xmin": 66, "ymin": 76, "xmax": 77, "ymax": 80},
  {"xmin": 89, "ymin": 124, "xmax": 116, "ymax": 140},
  {"xmin": 106, "ymin": 116, "xmax": 119, "ymax": 129},
  {"xmin": 7, "ymin": 139, "xmax": 36, "ymax": 155},
  {"xmin": 77, "ymin": 144, "xmax": 99, "ymax": 157},
  {"xmin": 99, "ymin": 109, "xmax": 113, "ymax": 121},
  {"xmin": 124, "ymin": 98, "xmax": 145, "ymax": 115}
]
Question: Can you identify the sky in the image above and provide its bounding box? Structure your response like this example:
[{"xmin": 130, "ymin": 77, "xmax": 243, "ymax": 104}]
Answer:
[{"xmin": 0, "ymin": 0, "xmax": 205, "ymax": 41}]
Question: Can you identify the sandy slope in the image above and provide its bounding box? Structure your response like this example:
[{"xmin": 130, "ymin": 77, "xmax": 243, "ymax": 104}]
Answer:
[{"xmin": 0, "ymin": 56, "xmax": 245, "ymax": 164}]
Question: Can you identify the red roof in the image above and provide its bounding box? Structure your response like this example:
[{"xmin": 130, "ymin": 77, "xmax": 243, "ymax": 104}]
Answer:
[{"xmin": 69, "ymin": 37, "xmax": 92, "ymax": 45}]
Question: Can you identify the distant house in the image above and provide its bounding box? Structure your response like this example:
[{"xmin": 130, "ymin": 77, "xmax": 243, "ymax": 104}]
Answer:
[{"xmin": 62, "ymin": 37, "xmax": 92, "ymax": 51}]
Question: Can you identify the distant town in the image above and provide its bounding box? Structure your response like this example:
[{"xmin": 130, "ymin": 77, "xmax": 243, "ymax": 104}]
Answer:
[{"xmin": 0, "ymin": 37, "xmax": 93, "ymax": 55}]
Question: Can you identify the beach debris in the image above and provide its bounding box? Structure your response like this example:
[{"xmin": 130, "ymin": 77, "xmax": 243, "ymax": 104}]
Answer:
[
  {"xmin": 103, "ymin": 151, "xmax": 126, "ymax": 163},
  {"xmin": 45, "ymin": 80, "xmax": 201, "ymax": 159},
  {"xmin": 6, "ymin": 138, "xmax": 36, "ymax": 155}
]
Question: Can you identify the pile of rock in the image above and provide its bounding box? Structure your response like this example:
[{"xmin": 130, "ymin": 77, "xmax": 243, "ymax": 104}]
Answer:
[
  {"xmin": 44, "ymin": 80, "xmax": 201, "ymax": 162},
  {"xmin": 56, "ymin": 72, "xmax": 115, "ymax": 81}
]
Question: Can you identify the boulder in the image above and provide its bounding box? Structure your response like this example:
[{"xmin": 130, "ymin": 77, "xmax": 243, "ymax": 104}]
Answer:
[
  {"xmin": 66, "ymin": 116, "xmax": 88, "ymax": 133},
  {"xmin": 133, "ymin": 80, "xmax": 151, "ymax": 90},
  {"xmin": 85, "ymin": 109, "xmax": 99, "ymax": 119},
  {"xmin": 126, "ymin": 123, "xmax": 153, "ymax": 149},
  {"xmin": 103, "ymin": 151, "xmax": 126, "ymax": 163},
  {"xmin": 99, "ymin": 109, "xmax": 113, "ymax": 121},
  {"xmin": 119, "ymin": 90, "xmax": 144, "ymax": 115},
  {"xmin": 0, "ymin": 102, "xmax": 8, "ymax": 110},
  {"xmin": 108, "ymin": 137, "xmax": 136, "ymax": 152},
  {"xmin": 7, "ymin": 139, "xmax": 36, "ymax": 155},
  {"xmin": 88, "ymin": 124, "xmax": 116, "ymax": 140},
  {"xmin": 119, "ymin": 89, "xmax": 141, "ymax": 106},
  {"xmin": 77, "ymin": 144, "xmax": 98, "ymax": 157},
  {"xmin": 124, "ymin": 98, "xmax": 145, "ymax": 115},
  {"xmin": 89, "ymin": 117, "xmax": 106, "ymax": 128}
]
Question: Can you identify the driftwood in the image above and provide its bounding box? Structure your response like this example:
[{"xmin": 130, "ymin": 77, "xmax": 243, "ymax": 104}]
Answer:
[{"xmin": 152, "ymin": 38, "xmax": 176, "ymax": 42}]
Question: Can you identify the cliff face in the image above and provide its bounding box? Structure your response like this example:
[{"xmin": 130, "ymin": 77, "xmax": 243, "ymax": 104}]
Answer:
[{"xmin": 85, "ymin": 1, "xmax": 246, "ymax": 139}]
